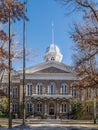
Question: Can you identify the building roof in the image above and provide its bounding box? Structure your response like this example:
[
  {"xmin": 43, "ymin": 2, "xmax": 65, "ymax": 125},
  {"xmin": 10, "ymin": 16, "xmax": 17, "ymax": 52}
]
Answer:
[{"xmin": 19, "ymin": 60, "xmax": 75, "ymax": 74}]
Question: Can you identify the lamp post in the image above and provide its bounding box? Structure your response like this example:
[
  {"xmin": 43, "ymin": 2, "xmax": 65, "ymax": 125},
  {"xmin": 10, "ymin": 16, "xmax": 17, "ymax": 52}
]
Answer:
[{"xmin": 22, "ymin": 0, "xmax": 26, "ymax": 125}]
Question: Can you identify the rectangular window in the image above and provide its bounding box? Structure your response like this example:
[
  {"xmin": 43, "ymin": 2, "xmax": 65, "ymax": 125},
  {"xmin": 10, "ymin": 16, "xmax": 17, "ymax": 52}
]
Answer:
[
  {"xmin": 30, "ymin": 103, "xmax": 32, "ymax": 112},
  {"xmin": 61, "ymin": 85, "xmax": 67, "ymax": 95},
  {"xmin": 12, "ymin": 104, "xmax": 18, "ymax": 112},
  {"xmin": 27, "ymin": 85, "xmax": 29, "ymax": 96},
  {"xmin": 79, "ymin": 89, "xmax": 82, "ymax": 100},
  {"xmin": 62, "ymin": 104, "xmax": 66, "ymax": 112},
  {"xmin": 27, "ymin": 103, "xmax": 32, "ymax": 112},
  {"xmin": 38, "ymin": 85, "xmax": 42, "ymax": 94},
  {"xmin": 3, "ymin": 87, "xmax": 8, "ymax": 94},
  {"xmin": 30, "ymin": 85, "xmax": 32, "ymax": 95},
  {"xmin": 12, "ymin": 87, "xmax": 18, "ymax": 98},
  {"xmin": 37, "ymin": 104, "xmax": 42, "ymax": 112},
  {"xmin": 50, "ymin": 85, "xmax": 55, "ymax": 95},
  {"xmin": 27, "ymin": 84, "xmax": 32, "ymax": 96},
  {"xmin": 72, "ymin": 87, "xmax": 77, "ymax": 97}
]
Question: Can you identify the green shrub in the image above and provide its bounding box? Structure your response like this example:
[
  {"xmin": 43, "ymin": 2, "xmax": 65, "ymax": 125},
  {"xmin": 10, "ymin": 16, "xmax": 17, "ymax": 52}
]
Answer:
[
  {"xmin": 0, "ymin": 111, "xmax": 3, "ymax": 117},
  {"xmin": 71, "ymin": 101, "xmax": 84, "ymax": 119},
  {"xmin": 0, "ymin": 111, "xmax": 8, "ymax": 118}
]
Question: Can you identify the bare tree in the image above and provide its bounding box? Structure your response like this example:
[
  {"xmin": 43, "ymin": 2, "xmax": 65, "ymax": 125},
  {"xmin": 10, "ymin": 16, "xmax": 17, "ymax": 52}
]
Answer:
[
  {"xmin": 57, "ymin": 0, "xmax": 98, "ymax": 86},
  {"xmin": 57, "ymin": 0, "xmax": 98, "ymax": 123},
  {"xmin": 0, "ymin": 0, "xmax": 25, "ymax": 73}
]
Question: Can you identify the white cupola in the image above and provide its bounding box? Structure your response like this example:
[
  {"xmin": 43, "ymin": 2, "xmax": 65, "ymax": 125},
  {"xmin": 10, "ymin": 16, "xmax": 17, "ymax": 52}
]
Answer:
[
  {"xmin": 44, "ymin": 44, "xmax": 63, "ymax": 62},
  {"xmin": 44, "ymin": 22, "xmax": 63, "ymax": 62}
]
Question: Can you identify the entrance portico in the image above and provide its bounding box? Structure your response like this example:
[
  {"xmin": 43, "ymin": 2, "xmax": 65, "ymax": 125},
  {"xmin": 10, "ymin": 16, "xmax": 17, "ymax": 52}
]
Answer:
[{"xmin": 31, "ymin": 94, "xmax": 72, "ymax": 118}]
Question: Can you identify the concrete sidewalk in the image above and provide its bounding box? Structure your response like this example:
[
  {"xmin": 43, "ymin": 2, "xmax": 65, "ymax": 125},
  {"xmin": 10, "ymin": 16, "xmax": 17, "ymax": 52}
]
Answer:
[
  {"xmin": 0, "ymin": 124, "xmax": 98, "ymax": 130},
  {"xmin": 0, "ymin": 119, "xmax": 98, "ymax": 130},
  {"xmin": 0, "ymin": 118, "xmax": 97, "ymax": 124}
]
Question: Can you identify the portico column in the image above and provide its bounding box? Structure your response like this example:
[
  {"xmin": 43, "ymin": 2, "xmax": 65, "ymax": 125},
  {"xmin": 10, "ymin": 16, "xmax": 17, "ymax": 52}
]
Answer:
[
  {"xmin": 67, "ymin": 100, "xmax": 71, "ymax": 119},
  {"xmin": 57, "ymin": 102, "xmax": 59, "ymax": 114},
  {"xmin": 56, "ymin": 101, "xmax": 60, "ymax": 119},
  {"xmin": 44, "ymin": 100, "xmax": 47, "ymax": 116},
  {"xmin": 32, "ymin": 100, "xmax": 35, "ymax": 116},
  {"xmin": 60, "ymin": 103, "xmax": 62, "ymax": 113},
  {"xmin": 33, "ymin": 103, "xmax": 34, "ymax": 115},
  {"xmin": 69, "ymin": 99, "xmax": 71, "ymax": 112}
]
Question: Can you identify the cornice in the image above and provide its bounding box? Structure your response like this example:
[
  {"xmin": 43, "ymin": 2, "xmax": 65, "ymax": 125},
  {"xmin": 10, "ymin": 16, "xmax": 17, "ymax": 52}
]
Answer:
[{"xmin": 20, "ymin": 73, "xmax": 78, "ymax": 81}]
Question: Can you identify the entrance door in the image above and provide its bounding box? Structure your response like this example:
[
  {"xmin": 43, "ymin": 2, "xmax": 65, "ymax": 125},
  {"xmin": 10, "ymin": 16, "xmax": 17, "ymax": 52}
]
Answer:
[{"xmin": 49, "ymin": 103, "xmax": 54, "ymax": 115}]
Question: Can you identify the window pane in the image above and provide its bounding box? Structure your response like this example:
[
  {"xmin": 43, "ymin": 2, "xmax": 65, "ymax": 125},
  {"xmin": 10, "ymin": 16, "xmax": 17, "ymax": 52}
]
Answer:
[
  {"xmin": 27, "ymin": 85, "xmax": 29, "ymax": 95},
  {"xmin": 37, "ymin": 103, "xmax": 42, "ymax": 112},
  {"xmin": 62, "ymin": 85, "xmax": 67, "ymax": 94},
  {"xmin": 12, "ymin": 104, "xmax": 17, "ymax": 112},
  {"xmin": 27, "ymin": 103, "xmax": 32, "ymax": 112},
  {"xmin": 72, "ymin": 87, "xmax": 76, "ymax": 97},
  {"xmin": 27, "ymin": 84, "xmax": 32, "ymax": 96},
  {"xmin": 12, "ymin": 87, "xmax": 17, "ymax": 98},
  {"xmin": 38, "ymin": 84, "xmax": 42, "ymax": 94},
  {"xmin": 4, "ymin": 87, "xmax": 8, "ymax": 94},
  {"xmin": 62, "ymin": 104, "xmax": 66, "ymax": 112},
  {"xmin": 50, "ymin": 84, "xmax": 55, "ymax": 95}
]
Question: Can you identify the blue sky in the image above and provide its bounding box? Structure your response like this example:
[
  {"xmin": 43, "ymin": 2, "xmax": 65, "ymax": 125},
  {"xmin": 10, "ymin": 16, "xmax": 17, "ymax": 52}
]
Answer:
[{"xmin": 13, "ymin": 0, "xmax": 82, "ymax": 69}]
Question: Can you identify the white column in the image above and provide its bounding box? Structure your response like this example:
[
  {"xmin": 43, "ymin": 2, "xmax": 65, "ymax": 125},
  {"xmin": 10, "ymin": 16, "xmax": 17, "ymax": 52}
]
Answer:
[
  {"xmin": 44, "ymin": 101, "xmax": 47, "ymax": 115},
  {"xmin": 32, "ymin": 101, "xmax": 35, "ymax": 115},
  {"xmin": 57, "ymin": 102, "xmax": 59, "ymax": 114},
  {"xmin": 60, "ymin": 103, "xmax": 62, "ymax": 113}
]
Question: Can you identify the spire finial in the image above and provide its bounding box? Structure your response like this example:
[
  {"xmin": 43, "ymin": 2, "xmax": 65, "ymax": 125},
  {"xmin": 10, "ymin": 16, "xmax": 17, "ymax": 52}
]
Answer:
[{"xmin": 52, "ymin": 21, "xmax": 54, "ymax": 44}]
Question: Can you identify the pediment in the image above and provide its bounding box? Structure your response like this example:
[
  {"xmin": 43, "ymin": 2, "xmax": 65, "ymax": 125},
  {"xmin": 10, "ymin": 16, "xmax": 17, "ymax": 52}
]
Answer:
[
  {"xmin": 22, "ymin": 61, "xmax": 74, "ymax": 74},
  {"xmin": 34, "ymin": 67, "xmax": 69, "ymax": 74}
]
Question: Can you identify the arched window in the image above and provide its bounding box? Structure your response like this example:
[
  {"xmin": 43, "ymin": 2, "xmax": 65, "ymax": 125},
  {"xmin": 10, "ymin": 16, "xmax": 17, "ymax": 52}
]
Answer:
[
  {"xmin": 27, "ymin": 83, "xmax": 32, "ymax": 96},
  {"xmin": 37, "ymin": 83, "xmax": 43, "ymax": 94},
  {"xmin": 26, "ymin": 102, "xmax": 32, "ymax": 112},
  {"xmin": 61, "ymin": 83, "xmax": 67, "ymax": 94},
  {"xmin": 37, "ymin": 103, "xmax": 42, "ymax": 112},
  {"xmin": 49, "ymin": 82, "xmax": 55, "ymax": 95},
  {"xmin": 51, "ymin": 57, "xmax": 55, "ymax": 61},
  {"xmin": 12, "ymin": 87, "xmax": 18, "ymax": 98},
  {"xmin": 61, "ymin": 103, "xmax": 66, "ymax": 112}
]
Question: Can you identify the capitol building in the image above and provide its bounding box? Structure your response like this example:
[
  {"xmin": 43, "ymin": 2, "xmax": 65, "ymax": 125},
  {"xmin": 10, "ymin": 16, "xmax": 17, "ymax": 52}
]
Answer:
[{"xmin": 2, "ymin": 36, "xmax": 98, "ymax": 119}]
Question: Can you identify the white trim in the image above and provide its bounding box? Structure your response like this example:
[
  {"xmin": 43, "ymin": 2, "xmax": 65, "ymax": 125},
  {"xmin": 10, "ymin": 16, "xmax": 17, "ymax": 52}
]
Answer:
[
  {"xmin": 20, "ymin": 73, "xmax": 78, "ymax": 80},
  {"xmin": 32, "ymin": 94, "xmax": 72, "ymax": 99}
]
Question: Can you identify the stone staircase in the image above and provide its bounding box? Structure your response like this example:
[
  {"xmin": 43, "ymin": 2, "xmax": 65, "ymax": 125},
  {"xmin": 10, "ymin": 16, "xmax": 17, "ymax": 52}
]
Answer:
[{"xmin": 48, "ymin": 115, "xmax": 56, "ymax": 119}]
